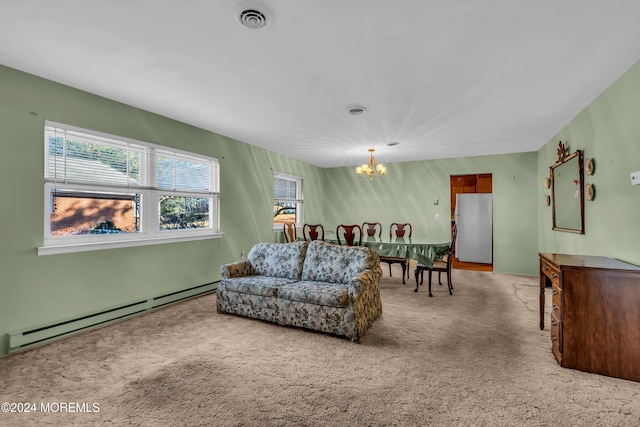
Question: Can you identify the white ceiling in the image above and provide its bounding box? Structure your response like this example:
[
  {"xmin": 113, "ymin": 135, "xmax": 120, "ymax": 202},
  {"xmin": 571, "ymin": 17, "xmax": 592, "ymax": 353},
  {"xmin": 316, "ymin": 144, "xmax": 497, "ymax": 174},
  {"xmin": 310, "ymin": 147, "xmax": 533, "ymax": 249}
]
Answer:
[{"xmin": 1, "ymin": 1, "xmax": 639, "ymax": 168}]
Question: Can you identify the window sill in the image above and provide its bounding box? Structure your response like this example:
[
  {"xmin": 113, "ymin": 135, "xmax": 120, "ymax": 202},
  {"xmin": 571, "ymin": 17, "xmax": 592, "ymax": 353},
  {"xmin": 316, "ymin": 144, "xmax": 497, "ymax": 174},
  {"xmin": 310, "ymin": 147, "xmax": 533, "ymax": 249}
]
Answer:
[{"xmin": 37, "ymin": 232, "xmax": 224, "ymax": 256}]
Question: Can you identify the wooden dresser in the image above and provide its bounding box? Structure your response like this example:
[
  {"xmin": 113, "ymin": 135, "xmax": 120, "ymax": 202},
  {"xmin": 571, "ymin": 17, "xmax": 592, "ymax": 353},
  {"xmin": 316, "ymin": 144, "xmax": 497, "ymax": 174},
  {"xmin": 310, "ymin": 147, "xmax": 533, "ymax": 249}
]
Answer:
[{"xmin": 539, "ymin": 253, "xmax": 640, "ymax": 382}]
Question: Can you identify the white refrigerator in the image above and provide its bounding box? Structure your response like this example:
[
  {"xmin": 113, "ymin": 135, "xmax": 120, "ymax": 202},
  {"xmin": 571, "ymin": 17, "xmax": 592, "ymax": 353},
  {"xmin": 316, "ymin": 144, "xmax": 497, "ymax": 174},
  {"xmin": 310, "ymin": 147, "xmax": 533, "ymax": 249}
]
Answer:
[{"xmin": 454, "ymin": 193, "xmax": 493, "ymax": 264}]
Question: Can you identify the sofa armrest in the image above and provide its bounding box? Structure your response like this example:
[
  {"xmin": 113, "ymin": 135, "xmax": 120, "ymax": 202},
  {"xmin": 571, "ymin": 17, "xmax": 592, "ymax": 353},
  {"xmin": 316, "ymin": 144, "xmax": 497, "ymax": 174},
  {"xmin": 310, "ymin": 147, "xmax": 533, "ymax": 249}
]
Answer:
[
  {"xmin": 348, "ymin": 267, "xmax": 382, "ymax": 295},
  {"xmin": 220, "ymin": 260, "xmax": 256, "ymax": 279}
]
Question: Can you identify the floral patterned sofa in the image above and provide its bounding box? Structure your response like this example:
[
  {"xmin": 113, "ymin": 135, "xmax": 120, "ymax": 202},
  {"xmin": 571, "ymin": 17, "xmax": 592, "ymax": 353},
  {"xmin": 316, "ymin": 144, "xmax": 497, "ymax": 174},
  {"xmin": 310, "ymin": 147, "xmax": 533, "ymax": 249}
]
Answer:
[{"xmin": 216, "ymin": 240, "xmax": 383, "ymax": 342}]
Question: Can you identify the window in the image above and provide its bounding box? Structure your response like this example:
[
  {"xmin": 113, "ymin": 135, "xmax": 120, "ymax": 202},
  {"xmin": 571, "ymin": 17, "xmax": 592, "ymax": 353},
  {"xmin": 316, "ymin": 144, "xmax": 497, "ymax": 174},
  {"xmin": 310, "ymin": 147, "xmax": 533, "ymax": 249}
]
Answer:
[
  {"xmin": 273, "ymin": 172, "xmax": 303, "ymax": 228},
  {"xmin": 40, "ymin": 121, "xmax": 220, "ymax": 255}
]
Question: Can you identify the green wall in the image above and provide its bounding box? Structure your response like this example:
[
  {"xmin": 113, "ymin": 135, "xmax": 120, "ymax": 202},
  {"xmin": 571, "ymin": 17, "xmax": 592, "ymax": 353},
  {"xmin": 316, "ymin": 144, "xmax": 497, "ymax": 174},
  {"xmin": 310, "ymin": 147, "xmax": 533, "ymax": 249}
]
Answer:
[
  {"xmin": 2, "ymin": 56, "xmax": 638, "ymax": 357},
  {"xmin": 0, "ymin": 65, "xmax": 324, "ymax": 356},
  {"xmin": 537, "ymin": 59, "xmax": 640, "ymax": 265},
  {"xmin": 323, "ymin": 152, "xmax": 539, "ymax": 276}
]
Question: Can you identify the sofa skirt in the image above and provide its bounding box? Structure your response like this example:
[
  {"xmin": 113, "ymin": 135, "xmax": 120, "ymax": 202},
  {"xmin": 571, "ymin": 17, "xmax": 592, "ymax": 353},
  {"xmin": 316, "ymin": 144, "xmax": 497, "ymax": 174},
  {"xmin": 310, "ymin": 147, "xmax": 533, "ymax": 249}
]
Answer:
[{"xmin": 216, "ymin": 289, "xmax": 361, "ymax": 341}]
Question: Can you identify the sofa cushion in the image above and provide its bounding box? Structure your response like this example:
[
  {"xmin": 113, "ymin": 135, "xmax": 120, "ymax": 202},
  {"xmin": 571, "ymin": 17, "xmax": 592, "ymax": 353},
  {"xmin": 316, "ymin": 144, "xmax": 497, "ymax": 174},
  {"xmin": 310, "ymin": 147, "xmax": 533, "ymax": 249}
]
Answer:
[
  {"xmin": 277, "ymin": 281, "xmax": 350, "ymax": 308},
  {"xmin": 248, "ymin": 241, "xmax": 308, "ymax": 280},
  {"xmin": 220, "ymin": 276, "xmax": 298, "ymax": 297},
  {"xmin": 301, "ymin": 240, "xmax": 377, "ymax": 284}
]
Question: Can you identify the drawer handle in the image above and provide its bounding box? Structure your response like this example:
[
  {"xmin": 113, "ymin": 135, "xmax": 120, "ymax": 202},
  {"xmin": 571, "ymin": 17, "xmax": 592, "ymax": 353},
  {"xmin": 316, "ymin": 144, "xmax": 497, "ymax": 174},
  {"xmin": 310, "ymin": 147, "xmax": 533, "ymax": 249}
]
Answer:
[
  {"xmin": 551, "ymin": 273, "xmax": 558, "ymax": 279},
  {"xmin": 551, "ymin": 319, "xmax": 557, "ymax": 327},
  {"xmin": 543, "ymin": 265, "xmax": 549, "ymax": 271},
  {"xmin": 552, "ymin": 289, "xmax": 558, "ymax": 296},
  {"xmin": 552, "ymin": 303, "xmax": 559, "ymax": 312},
  {"xmin": 551, "ymin": 334, "xmax": 557, "ymax": 342}
]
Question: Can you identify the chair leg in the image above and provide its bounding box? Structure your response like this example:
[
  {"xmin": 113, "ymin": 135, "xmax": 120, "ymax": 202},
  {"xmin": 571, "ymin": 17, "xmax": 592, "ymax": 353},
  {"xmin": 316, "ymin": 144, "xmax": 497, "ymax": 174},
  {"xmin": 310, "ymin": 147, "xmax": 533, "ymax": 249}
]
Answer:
[
  {"xmin": 438, "ymin": 271, "xmax": 443, "ymax": 286},
  {"xmin": 400, "ymin": 262, "xmax": 406, "ymax": 284},
  {"xmin": 414, "ymin": 269, "xmax": 420, "ymax": 292},
  {"xmin": 388, "ymin": 264, "xmax": 392, "ymax": 277},
  {"xmin": 447, "ymin": 273, "xmax": 453, "ymax": 295},
  {"xmin": 428, "ymin": 270, "xmax": 433, "ymax": 297}
]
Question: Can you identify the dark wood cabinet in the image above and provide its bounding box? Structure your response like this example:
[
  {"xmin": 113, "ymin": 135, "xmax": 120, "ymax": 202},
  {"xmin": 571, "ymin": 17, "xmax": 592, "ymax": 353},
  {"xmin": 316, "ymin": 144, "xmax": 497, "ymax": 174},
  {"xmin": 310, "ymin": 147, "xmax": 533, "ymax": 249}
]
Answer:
[{"xmin": 539, "ymin": 253, "xmax": 640, "ymax": 382}]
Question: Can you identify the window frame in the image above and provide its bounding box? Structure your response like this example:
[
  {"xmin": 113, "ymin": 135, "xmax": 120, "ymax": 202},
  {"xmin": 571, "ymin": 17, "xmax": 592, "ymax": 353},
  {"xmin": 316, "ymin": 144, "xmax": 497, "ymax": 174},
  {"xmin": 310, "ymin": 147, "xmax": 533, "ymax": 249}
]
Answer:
[
  {"xmin": 273, "ymin": 172, "xmax": 303, "ymax": 230},
  {"xmin": 38, "ymin": 120, "xmax": 222, "ymax": 256}
]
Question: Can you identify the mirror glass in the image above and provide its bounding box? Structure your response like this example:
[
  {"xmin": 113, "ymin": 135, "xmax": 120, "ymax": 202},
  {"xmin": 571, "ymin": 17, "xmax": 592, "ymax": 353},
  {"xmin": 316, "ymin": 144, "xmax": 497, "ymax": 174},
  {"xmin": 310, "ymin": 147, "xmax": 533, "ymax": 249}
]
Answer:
[{"xmin": 551, "ymin": 148, "xmax": 584, "ymax": 233}]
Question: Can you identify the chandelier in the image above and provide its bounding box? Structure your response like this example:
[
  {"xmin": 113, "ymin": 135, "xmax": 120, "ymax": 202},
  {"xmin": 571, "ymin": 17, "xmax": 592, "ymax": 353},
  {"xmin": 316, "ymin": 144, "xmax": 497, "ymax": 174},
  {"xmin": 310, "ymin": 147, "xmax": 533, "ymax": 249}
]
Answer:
[{"xmin": 355, "ymin": 148, "xmax": 387, "ymax": 180}]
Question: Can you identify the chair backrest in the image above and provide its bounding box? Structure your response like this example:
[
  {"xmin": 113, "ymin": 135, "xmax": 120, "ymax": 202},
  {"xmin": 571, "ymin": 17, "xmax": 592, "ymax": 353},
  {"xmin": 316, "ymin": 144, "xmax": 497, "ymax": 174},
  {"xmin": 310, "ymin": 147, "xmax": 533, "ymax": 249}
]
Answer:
[
  {"xmin": 443, "ymin": 225, "xmax": 458, "ymax": 269},
  {"xmin": 451, "ymin": 224, "xmax": 457, "ymax": 252},
  {"xmin": 362, "ymin": 222, "xmax": 382, "ymax": 238},
  {"xmin": 336, "ymin": 224, "xmax": 363, "ymax": 246},
  {"xmin": 390, "ymin": 222, "xmax": 413, "ymax": 239},
  {"xmin": 283, "ymin": 222, "xmax": 297, "ymax": 243},
  {"xmin": 302, "ymin": 223, "xmax": 325, "ymax": 241}
]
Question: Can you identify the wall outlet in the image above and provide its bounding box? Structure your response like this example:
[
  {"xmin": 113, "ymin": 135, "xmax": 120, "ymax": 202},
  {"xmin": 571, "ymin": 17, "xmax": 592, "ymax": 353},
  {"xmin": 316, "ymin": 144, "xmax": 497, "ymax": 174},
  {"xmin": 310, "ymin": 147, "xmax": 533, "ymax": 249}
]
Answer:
[
  {"xmin": 631, "ymin": 171, "xmax": 640, "ymax": 185},
  {"xmin": 435, "ymin": 214, "xmax": 440, "ymax": 220}
]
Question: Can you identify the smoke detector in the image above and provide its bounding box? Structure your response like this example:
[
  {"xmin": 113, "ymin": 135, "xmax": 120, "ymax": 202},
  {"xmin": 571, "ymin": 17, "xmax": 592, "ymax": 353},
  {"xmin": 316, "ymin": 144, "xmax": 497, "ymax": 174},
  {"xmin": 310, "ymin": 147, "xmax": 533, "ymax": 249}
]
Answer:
[{"xmin": 236, "ymin": 2, "xmax": 272, "ymax": 30}]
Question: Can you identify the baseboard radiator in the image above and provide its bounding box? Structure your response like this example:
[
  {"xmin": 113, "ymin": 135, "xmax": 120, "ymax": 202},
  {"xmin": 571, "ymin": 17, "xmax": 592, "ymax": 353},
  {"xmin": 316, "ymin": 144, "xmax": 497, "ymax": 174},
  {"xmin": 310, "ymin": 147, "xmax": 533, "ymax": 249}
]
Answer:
[{"xmin": 7, "ymin": 281, "xmax": 218, "ymax": 354}]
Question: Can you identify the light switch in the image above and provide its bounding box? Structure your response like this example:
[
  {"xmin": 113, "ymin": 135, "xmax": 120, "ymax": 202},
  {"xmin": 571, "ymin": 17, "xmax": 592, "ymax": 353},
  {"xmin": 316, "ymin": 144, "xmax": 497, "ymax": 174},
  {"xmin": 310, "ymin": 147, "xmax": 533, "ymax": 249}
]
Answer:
[{"xmin": 435, "ymin": 214, "xmax": 440, "ymax": 220}]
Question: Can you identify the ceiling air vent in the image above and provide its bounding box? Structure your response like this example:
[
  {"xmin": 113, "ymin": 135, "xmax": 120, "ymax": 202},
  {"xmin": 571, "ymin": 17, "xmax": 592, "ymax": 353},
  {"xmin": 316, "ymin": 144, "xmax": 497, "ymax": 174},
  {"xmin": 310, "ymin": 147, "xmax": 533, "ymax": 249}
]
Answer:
[
  {"xmin": 239, "ymin": 9, "xmax": 268, "ymax": 29},
  {"xmin": 346, "ymin": 104, "xmax": 367, "ymax": 115}
]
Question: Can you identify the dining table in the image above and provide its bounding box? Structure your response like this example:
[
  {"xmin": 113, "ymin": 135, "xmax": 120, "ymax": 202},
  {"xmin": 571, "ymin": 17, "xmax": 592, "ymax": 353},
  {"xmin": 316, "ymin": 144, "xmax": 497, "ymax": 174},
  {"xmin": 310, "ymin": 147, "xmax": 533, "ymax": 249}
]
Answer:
[{"xmin": 320, "ymin": 236, "xmax": 450, "ymax": 268}]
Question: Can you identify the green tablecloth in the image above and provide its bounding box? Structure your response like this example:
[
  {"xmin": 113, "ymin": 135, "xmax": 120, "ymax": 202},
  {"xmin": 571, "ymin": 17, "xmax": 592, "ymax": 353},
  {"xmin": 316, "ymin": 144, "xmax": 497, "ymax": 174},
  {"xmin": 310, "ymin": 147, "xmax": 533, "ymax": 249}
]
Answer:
[
  {"xmin": 362, "ymin": 238, "xmax": 449, "ymax": 267},
  {"xmin": 318, "ymin": 237, "xmax": 450, "ymax": 268}
]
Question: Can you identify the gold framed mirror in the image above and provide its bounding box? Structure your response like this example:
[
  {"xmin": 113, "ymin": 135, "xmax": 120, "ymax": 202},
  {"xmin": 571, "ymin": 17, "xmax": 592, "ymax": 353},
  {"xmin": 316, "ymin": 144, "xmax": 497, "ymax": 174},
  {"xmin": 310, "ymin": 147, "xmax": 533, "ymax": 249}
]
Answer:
[{"xmin": 550, "ymin": 141, "xmax": 584, "ymax": 234}]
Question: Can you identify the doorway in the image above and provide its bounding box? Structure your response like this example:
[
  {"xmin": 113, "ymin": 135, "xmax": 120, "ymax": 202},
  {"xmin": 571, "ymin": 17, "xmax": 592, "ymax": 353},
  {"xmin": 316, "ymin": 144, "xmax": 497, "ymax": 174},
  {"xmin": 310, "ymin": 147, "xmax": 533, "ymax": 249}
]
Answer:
[{"xmin": 450, "ymin": 174, "xmax": 493, "ymax": 272}]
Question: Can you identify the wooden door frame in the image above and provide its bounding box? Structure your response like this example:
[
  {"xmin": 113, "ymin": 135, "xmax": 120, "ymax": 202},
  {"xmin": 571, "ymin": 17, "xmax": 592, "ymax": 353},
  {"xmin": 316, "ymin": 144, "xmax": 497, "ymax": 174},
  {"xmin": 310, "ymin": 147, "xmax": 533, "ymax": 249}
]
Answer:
[{"xmin": 450, "ymin": 174, "xmax": 493, "ymax": 272}]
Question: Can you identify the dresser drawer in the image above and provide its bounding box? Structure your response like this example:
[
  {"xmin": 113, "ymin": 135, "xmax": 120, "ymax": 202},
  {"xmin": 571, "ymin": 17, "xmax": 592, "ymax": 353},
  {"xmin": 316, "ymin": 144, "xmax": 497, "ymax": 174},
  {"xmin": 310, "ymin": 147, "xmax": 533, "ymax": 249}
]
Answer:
[
  {"xmin": 551, "ymin": 284, "xmax": 562, "ymax": 314},
  {"xmin": 550, "ymin": 312, "xmax": 562, "ymax": 351},
  {"xmin": 541, "ymin": 259, "xmax": 560, "ymax": 286}
]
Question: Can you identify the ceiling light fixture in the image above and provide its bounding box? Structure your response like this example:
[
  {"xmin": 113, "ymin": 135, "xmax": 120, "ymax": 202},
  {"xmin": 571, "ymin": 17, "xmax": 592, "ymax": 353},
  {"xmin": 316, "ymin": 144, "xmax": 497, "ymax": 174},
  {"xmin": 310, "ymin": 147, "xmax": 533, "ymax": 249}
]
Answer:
[
  {"xmin": 346, "ymin": 104, "xmax": 367, "ymax": 115},
  {"xmin": 355, "ymin": 149, "xmax": 387, "ymax": 180}
]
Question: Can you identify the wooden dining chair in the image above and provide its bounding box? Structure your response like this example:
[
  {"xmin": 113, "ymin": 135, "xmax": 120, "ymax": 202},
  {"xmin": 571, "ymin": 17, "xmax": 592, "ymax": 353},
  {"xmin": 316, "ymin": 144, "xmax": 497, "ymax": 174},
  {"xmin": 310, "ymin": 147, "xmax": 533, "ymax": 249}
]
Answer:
[
  {"xmin": 336, "ymin": 224, "xmax": 363, "ymax": 246},
  {"xmin": 390, "ymin": 222, "xmax": 412, "ymax": 239},
  {"xmin": 380, "ymin": 222, "xmax": 413, "ymax": 284},
  {"xmin": 414, "ymin": 225, "xmax": 457, "ymax": 297},
  {"xmin": 362, "ymin": 222, "xmax": 382, "ymax": 238},
  {"xmin": 302, "ymin": 223, "xmax": 325, "ymax": 241},
  {"xmin": 283, "ymin": 222, "xmax": 297, "ymax": 243}
]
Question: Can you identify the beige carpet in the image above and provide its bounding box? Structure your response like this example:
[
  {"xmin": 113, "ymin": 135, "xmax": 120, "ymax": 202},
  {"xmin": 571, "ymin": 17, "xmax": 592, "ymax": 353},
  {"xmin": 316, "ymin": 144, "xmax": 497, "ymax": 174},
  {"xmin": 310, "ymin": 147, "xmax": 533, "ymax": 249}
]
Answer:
[{"xmin": 1, "ymin": 267, "xmax": 639, "ymax": 426}]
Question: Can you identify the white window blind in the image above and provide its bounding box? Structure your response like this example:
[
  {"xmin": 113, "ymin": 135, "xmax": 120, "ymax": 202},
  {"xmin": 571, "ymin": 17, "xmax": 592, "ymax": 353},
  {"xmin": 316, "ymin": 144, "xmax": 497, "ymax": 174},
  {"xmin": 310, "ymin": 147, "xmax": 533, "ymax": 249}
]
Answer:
[
  {"xmin": 156, "ymin": 150, "xmax": 219, "ymax": 194},
  {"xmin": 45, "ymin": 124, "xmax": 219, "ymax": 195},
  {"xmin": 45, "ymin": 125, "xmax": 146, "ymax": 188},
  {"xmin": 274, "ymin": 173, "xmax": 302, "ymax": 202}
]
